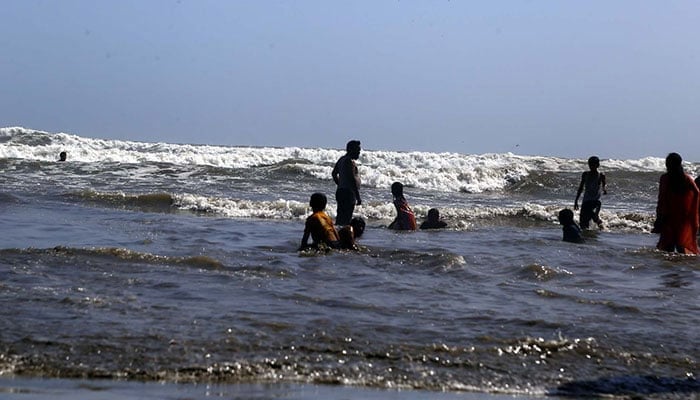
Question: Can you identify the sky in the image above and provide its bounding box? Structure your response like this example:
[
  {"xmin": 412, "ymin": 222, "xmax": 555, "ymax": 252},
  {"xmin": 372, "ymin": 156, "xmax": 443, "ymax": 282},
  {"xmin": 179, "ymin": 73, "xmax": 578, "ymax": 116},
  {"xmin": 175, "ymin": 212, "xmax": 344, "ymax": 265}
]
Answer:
[{"xmin": 1, "ymin": 1, "xmax": 699, "ymax": 160}]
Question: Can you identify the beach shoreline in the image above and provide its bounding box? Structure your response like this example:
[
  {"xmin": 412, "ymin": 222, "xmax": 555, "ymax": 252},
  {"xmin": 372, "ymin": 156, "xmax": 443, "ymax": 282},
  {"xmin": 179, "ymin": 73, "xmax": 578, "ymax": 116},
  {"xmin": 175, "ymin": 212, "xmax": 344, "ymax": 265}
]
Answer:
[{"xmin": 0, "ymin": 376, "xmax": 548, "ymax": 400}]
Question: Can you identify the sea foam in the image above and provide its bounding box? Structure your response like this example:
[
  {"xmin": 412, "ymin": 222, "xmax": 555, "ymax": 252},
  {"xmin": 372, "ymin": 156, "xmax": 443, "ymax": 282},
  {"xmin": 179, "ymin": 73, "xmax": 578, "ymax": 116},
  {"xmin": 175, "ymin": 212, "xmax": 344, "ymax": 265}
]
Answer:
[{"xmin": 1, "ymin": 127, "xmax": 685, "ymax": 195}]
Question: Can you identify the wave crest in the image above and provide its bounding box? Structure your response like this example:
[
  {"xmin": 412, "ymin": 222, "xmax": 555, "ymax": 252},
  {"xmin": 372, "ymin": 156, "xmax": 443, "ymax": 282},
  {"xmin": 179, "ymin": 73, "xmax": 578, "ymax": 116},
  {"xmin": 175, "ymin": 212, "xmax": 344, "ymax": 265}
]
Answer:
[{"xmin": 3, "ymin": 127, "xmax": 694, "ymax": 195}]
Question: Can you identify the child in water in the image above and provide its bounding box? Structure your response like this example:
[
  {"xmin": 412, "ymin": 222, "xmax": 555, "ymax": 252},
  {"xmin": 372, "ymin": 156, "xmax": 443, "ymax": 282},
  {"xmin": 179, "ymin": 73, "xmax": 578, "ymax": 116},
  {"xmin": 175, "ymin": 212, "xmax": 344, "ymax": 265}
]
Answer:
[
  {"xmin": 574, "ymin": 156, "xmax": 607, "ymax": 230},
  {"xmin": 419, "ymin": 208, "xmax": 447, "ymax": 230},
  {"xmin": 558, "ymin": 208, "xmax": 584, "ymax": 243},
  {"xmin": 299, "ymin": 193, "xmax": 340, "ymax": 250},
  {"xmin": 388, "ymin": 182, "xmax": 417, "ymax": 230},
  {"xmin": 338, "ymin": 217, "xmax": 366, "ymax": 250}
]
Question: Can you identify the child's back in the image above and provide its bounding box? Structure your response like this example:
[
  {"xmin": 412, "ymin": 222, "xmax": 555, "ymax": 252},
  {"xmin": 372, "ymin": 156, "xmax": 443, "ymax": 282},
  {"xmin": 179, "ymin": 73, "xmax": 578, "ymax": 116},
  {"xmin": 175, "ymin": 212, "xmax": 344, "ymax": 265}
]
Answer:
[
  {"xmin": 306, "ymin": 210, "xmax": 339, "ymax": 245},
  {"xmin": 559, "ymin": 209, "xmax": 584, "ymax": 243},
  {"xmin": 299, "ymin": 193, "xmax": 340, "ymax": 250}
]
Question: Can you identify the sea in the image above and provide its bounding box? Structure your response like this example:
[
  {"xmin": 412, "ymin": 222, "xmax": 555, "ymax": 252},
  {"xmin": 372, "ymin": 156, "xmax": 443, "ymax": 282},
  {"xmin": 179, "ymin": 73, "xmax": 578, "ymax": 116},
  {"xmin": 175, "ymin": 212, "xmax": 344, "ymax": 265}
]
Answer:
[{"xmin": 1, "ymin": 127, "xmax": 698, "ymax": 400}]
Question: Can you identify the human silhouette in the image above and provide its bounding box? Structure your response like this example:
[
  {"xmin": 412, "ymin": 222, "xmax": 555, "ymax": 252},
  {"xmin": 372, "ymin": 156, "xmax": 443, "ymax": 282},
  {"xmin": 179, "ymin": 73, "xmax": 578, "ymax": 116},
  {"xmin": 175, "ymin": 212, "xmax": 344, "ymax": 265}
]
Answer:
[
  {"xmin": 332, "ymin": 140, "xmax": 362, "ymax": 226},
  {"xmin": 653, "ymin": 153, "xmax": 699, "ymax": 254},
  {"xmin": 574, "ymin": 156, "xmax": 607, "ymax": 229},
  {"xmin": 420, "ymin": 208, "xmax": 447, "ymax": 230},
  {"xmin": 558, "ymin": 208, "xmax": 584, "ymax": 243},
  {"xmin": 299, "ymin": 193, "xmax": 340, "ymax": 251},
  {"xmin": 337, "ymin": 217, "xmax": 366, "ymax": 250},
  {"xmin": 388, "ymin": 182, "xmax": 416, "ymax": 230}
]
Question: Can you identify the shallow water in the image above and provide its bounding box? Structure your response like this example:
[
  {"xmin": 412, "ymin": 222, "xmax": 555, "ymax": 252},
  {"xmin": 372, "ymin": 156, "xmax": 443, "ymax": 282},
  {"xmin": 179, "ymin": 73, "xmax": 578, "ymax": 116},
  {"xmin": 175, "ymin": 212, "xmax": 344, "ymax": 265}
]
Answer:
[
  {"xmin": 0, "ymin": 377, "xmax": 542, "ymax": 400},
  {"xmin": 1, "ymin": 128, "xmax": 698, "ymax": 398}
]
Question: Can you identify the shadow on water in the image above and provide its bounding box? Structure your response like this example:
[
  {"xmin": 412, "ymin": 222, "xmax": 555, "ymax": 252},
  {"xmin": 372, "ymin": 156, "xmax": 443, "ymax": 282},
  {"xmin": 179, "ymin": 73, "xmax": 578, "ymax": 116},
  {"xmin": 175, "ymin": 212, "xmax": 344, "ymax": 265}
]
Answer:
[{"xmin": 550, "ymin": 375, "xmax": 700, "ymax": 398}]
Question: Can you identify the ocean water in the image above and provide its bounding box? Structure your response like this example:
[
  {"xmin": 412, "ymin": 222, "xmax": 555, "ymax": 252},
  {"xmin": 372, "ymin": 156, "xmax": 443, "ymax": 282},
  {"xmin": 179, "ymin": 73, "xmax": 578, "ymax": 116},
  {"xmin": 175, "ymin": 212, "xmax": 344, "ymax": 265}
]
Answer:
[{"xmin": 1, "ymin": 127, "xmax": 698, "ymax": 399}]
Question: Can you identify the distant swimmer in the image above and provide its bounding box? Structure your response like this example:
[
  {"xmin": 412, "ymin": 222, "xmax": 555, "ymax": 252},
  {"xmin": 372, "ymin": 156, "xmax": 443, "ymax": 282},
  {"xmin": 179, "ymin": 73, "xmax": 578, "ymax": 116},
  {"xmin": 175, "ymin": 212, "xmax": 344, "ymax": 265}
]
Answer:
[
  {"xmin": 299, "ymin": 192, "xmax": 340, "ymax": 251},
  {"xmin": 332, "ymin": 140, "xmax": 362, "ymax": 226},
  {"xmin": 420, "ymin": 208, "xmax": 447, "ymax": 230},
  {"xmin": 574, "ymin": 156, "xmax": 607, "ymax": 230},
  {"xmin": 58, "ymin": 151, "xmax": 67, "ymax": 162},
  {"xmin": 558, "ymin": 208, "xmax": 584, "ymax": 243},
  {"xmin": 652, "ymin": 153, "xmax": 699, "ymax": 254},
  {"xmin": 388, "ymin": 182, "xmax": 416, "ymax": 231}
]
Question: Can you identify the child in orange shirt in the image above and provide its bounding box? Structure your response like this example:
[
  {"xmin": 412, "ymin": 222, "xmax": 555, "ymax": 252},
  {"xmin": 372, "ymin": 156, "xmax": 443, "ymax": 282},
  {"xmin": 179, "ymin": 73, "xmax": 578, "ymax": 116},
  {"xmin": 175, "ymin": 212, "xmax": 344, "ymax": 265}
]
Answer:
[{"xmin": 299, "ymin": 193, "xmax": 340, "ymax": 250}]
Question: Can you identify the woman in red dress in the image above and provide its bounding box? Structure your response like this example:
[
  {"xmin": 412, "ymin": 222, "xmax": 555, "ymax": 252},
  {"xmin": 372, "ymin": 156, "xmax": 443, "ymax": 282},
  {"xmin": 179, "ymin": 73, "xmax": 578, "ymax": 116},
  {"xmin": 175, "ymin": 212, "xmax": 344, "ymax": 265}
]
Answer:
[
  {"xmin": 654, "ymin": 153, "xmax": 700, "ymax": 254},
  {"xmin": 388, "ymin": 182, "xmax": 417, "ymax": 231}
]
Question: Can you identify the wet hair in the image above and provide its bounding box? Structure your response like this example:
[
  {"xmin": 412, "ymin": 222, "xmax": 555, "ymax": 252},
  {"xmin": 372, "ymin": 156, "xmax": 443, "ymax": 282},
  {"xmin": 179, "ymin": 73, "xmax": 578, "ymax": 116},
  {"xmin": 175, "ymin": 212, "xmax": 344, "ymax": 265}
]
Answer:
[
  {"xmin": 665, "ymin": 152, "xmax": 682, "ymax": 173},
  {"xmin": 665, "ymin": 152, "xmax": 689, "ymax": 193},
  {"xmin": 391, "ymin": 182, "xmax": 404, "ymax": 198},
  {"xmin": 427, "ymin": 208, "xmax": 440, "ymax": 221},
  {"xmin": 309, "ymin": 192, "xmax": 327, "ymax": 211},
  {"xmin": 59, "ymin": 151, "xmax": 67, "ymax": 161},
  {"xmin": 350, "ymin": 217, "xmax": 365, "ymax": 238},
  {"xmin": 587, "ymin": 156, "xmax": 600, "ymax": 168},
  {"xmin": 558, "ymin": 208, "xmax": 574, "ymax": 224},
  {"xmin": 346, "ymin": 140, "xmax": 361, "ymax": 152}
]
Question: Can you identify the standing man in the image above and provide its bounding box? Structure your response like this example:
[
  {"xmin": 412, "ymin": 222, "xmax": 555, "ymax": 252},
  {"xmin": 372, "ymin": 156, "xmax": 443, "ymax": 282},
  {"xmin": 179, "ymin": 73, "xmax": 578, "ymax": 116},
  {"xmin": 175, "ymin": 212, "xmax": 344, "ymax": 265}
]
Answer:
[{"xmin": 332, "ymin": 140, "xmax": 362, "ymax": 225}]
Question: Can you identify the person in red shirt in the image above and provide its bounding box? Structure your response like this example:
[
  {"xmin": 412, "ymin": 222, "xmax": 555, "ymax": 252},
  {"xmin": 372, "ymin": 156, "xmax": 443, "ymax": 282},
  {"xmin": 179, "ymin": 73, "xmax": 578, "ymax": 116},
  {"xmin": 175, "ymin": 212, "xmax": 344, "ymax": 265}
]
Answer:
[{"xmin": 388, "ymin": 182, "xmax": 417, "ymax": 231}]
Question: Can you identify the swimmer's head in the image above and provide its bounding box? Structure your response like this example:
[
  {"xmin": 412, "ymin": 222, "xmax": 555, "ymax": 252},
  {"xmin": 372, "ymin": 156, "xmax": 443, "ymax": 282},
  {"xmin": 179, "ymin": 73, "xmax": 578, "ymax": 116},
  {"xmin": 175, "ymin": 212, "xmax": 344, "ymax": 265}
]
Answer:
[
  {"xmin": 427, "ymin": 208, "xmax": 440, "ymax": 222},
  {"xmin": 309, "ymin": 192, "xmax": 327, "ymax": 212},
  {"xmin": 350, "ymin": 217, "xmax": 365, "ymax": 238},
  {"xmin": 558, "ymin": 208, "xmax": 574, "ymax": 225},
  {"xmin": 391, "ymin": 182, "xmax": 404, "ymax": 197},
  {"xmin": 587, "ymin": 156, "xmax": 600, "ymax": 169}
]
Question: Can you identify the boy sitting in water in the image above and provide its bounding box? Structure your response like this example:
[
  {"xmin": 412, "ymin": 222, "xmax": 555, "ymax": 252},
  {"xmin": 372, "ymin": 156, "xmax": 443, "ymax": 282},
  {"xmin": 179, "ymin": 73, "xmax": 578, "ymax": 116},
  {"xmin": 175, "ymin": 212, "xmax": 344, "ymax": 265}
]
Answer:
[
  {"xmin": 299, "ymin": 193, "xmax": 340, "ymax": 250},
  {"xmin": 558, "ymin": 208, "xmax": 584, "ymax": 243},
  {"xmin": 420, "ymin": 208, "xmax": 448, "ymax": 230}
]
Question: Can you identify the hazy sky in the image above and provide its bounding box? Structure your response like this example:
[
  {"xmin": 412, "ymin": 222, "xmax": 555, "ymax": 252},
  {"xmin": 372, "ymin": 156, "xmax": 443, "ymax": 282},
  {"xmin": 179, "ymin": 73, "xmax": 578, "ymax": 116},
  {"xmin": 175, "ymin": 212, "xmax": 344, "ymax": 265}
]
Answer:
[{"xmin": 2, "ymin": 1, "xmax": 699, "ymax": 160}]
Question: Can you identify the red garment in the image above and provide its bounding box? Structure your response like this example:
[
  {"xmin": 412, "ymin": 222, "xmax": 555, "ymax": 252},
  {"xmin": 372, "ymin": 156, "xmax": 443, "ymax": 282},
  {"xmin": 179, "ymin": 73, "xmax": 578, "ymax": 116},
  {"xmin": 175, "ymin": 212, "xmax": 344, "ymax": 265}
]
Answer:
[
  {"xmin": 656, "ymin": 173, "xmax": 700, "ymax": 254},
  {"xmin": 391, "ymin": 198, "xmax": 417, "ymax": 230}
]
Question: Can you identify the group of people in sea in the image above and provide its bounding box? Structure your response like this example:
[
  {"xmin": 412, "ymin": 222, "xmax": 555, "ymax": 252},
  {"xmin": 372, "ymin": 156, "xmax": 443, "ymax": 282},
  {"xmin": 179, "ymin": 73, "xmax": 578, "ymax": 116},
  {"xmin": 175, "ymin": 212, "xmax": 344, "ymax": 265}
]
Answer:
[
  {"xmin": 298, "ymin": 141, "xmax": 700, "ymax": 255},
  {"xmin": 298, "ymin": 140, "xmax": 448, "ymax": 252},
  {"xmin": 58, "ymin": 142, "xmax": 700, "ymax": 255},
  {"xmin": 558, "ymin": 152, "xmax": 700, "ymax": 255}
]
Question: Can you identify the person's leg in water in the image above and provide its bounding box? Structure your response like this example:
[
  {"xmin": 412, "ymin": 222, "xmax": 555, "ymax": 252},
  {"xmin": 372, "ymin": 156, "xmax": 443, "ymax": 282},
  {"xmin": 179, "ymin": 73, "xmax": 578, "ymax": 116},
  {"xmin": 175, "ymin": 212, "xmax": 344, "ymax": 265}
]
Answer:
[
  {"xmin": 579, "ymin": 202, "xmax": 593, "ymax": 230},
  {"xmin": 335, "ymin": 187, "xmax": 355, "ymax": 226},
  {"xmin": 591, "ymin": 200, "xmax": 604, "ymax": 228}
]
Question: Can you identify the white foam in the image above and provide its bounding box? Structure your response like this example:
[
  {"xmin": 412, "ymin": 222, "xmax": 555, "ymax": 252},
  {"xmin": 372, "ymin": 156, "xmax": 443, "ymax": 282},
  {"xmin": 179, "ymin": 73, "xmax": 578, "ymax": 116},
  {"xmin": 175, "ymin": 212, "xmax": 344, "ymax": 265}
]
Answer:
[
  {"xmin": 171, "ymin": 193, "xmax": 655, "ymax": 231},
  {"xmin": 174, "ymin": 194, "xmax": 311, "ymax": 219},
  {"xmin": 1, "ymin": 127, "xmax": 693, "ymax": 195}
]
